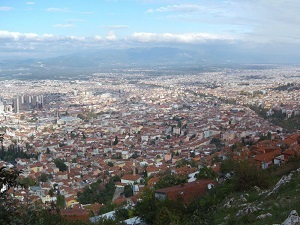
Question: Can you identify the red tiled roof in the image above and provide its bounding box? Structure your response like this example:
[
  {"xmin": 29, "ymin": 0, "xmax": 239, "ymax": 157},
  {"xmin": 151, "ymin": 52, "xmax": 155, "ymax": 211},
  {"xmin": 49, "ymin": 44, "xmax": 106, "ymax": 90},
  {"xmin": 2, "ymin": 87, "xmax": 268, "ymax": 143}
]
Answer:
[
  {"xmin": 254, "ymin": 149, "xmax": 281, "ymax": 163},
  {"xmin": 121, "ymin": 174, "xmax": 141, "ymax": 181},
  {"xmin": 155, "ymin": 179, "xmax": 217, "ymax": 204}
]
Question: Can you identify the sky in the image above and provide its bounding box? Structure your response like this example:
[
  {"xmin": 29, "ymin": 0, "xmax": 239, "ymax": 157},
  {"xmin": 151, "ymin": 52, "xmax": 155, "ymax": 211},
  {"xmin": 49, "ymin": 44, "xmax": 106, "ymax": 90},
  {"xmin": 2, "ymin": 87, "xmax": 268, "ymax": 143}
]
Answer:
[{"xmin": 1, "ymin": 0, "xmax": 300, "ymax": 59}]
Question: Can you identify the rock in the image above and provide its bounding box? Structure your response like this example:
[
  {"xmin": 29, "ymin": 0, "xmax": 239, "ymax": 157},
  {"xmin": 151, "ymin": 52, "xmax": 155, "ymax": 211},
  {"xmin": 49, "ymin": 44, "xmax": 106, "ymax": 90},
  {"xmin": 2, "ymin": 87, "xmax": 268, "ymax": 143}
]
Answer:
[
  {"xmin": 257, "ymin": 214, "xmax": 266, "ymax": 219},
  {"xmin": 256, "ymin": 213, "xmax": 272, "ymax": 219},
  {"xmin": 254, "ymin": 186, "xmax": 260, "ymax": 192},
  {"xmin": 281, "ymin": 210, "xmax": 300, "ymax": 225},
  {"xmin": 224, "ymin": 197, "xmax": 235, "ymax": 208},
  {"xmin": 267, "ymin": 173, "xmax": 293, "ymax": 197},
  {"xmin": 236, "ymin": 205, "xmax": 259, "ymax": 218},
  {"xmin": 240, "ymin": 194, "xmax": 248, "ymax": 202}
]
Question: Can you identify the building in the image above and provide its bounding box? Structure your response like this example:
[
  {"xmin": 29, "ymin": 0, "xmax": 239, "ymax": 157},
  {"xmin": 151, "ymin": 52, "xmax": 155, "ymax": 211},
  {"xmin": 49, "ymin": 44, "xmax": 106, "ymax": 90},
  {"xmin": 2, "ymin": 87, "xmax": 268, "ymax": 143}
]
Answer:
[{"xmin": 154, "ymin": 180, "xmax": 217, "ymax": 204}]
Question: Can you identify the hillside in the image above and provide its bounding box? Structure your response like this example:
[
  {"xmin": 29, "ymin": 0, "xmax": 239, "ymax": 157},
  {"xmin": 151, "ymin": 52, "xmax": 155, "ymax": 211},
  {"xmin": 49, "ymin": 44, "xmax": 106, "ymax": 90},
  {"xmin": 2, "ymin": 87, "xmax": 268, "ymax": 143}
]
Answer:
[{"xmin": 215, "ymin": 168, "xmax": 300, "ymax": 225}]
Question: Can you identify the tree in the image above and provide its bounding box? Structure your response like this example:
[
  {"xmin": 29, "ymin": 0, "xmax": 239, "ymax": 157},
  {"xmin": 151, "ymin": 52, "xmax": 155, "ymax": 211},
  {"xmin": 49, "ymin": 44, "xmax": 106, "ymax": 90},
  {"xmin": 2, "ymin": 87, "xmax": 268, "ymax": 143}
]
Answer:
[
  {"xmin": 56, "ymin": 194, "xmax": 65, "ymax": 209},
  {"xmin": 222, "ymin": 159, "xmax": 271, "ymax": 191},
  {"xmin": 54, "ymin": 159, "xmax": 67, "ymax": 172},
  {"xmin": 210, "ymin": 137, "xmax": 224, "ymax": 150},
  {"xmin": 0, "ymin": 168, "xmax": 88, "ymax": 225},
  {"xmin": 114, "ymin": 207, "xmax": 129, "ymax": 221},
  {"xmin": 267, "ymin": 131, "xmax": 272, "ymax": 140},
  {"xmin": 113, "ymin": 136, "xmax": 118, "ymax": 145},
  {"xmin": 123, "ymin": 184, "xmax": 133, "ymax": 197},
  {"xmin": 18, "ymin": 176, "xmax": 36, "ymax": 189},
  {"xmin": 196, "ymin": 166, "xmax": 217, "ymax": 180},
  {"xmin": 154, "ymin": 173, "xmax": 187, "ymax": 190},
  {"xmin": 134, "ymin": 188, "xmax": 157, "ymax": 224},
  {"xmin": 0, "ymin": 167, "xmax": 22, "ymax": 196},
  {"xmin": 135, "ymin": 188, "xmax": 188, "ymax": 225},
  {"xmin": 38, "ymin": 173, "xmax": 49, "ymax": 182}
]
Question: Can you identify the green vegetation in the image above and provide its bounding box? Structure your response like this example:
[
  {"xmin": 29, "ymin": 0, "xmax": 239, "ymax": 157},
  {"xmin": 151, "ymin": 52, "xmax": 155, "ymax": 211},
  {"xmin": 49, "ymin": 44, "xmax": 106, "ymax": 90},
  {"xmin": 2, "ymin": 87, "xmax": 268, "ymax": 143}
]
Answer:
[
  {"xmin": 154, "ymin": 172, "xmax": 188, "ymax": 190},
  {"xmin": 210, "ymin": 137, "xmax": 224, "ymax": 150},
  {"xmin": 18, "ymin": 176, "xmax": 36, "ymax": 188},
  {"xmin": 134, "ymin": 157, "xmax": 300, "ymax": 225},
  {"xmin": 123, "ymin": 184, "xmax": 133, "ymax": 197},
  {"xmin": 0, "ymin": 145, "xmax": 38, "ymax": 162},
  {"xmin": 273, "ymin": 83, "xmax": 300, "ymax": 91},
  {"xmin": 38, "ymin": 173, "xmax": 51, "ymax": 182},
  {"xmin": 196, "ymin": 166, "xmax": 217, "ymax": 180},
  {"xmin": 56, "ymin": 194, "xmax": 66, "ymax": 209},
  {"xmin": 135, "ymin": 188, "xmax": 189, "ymax": 225},
  {"xmin": 0, "ymin": 167, "xmax": 89, "ymax": 225},
  {"xmin": 54, "ymin": 158, "xmax": 68, "ymax": 172},
  {"xmin": 77, "ymin": 179, "xmax": 116, "ymax": 205},
  {"xmin": 248, "ymin": 105, "xmax": 300, "ymax": 132}
]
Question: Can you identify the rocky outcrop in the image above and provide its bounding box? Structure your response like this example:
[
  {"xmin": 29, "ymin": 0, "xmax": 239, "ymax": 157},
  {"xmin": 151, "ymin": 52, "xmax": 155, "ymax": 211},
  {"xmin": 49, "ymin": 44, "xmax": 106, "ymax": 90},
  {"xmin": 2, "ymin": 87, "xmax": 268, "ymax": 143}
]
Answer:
[
  {"xmin": 236, "ymin": 204, "xmax": 261, "ymax": 218},
  {"xmin": 281, "ymin": 210, "xmax": 300, "ymax": 225}
]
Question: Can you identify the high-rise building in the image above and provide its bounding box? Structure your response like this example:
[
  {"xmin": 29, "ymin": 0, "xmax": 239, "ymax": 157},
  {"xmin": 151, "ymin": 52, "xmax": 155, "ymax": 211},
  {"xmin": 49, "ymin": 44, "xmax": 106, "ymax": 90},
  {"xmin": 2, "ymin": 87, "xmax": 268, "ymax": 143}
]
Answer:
[
  {"xmin": 13, "ymin": 94, "xmax": 44, "ymax": 113},
  {"xmin": 13, "ymin": 97, "xmax": 19, "ymax": 113}
]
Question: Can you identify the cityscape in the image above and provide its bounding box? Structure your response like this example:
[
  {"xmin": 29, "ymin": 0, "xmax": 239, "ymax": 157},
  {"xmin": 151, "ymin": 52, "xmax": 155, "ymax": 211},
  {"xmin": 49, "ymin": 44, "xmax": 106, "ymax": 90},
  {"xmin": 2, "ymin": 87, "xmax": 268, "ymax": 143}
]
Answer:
[{"xmin": 0, "ymin": 64, "xmax": 299, "ymax": 224}]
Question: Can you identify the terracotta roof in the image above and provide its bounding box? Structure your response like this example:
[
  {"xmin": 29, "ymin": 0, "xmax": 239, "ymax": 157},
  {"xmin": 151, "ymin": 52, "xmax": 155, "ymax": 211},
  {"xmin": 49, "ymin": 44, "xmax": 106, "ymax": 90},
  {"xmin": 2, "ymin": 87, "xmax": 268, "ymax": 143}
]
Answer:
[
  {"xmin": 121, "ymin": 174, "xmax": 141, "ymax": 181},
  {"xmin": 254, "ymin": 149, "xmax": 281, "ymax": 163},
  {"xmin": 155, "ymin": 179, "xmax": 217, "ymax": 204}
]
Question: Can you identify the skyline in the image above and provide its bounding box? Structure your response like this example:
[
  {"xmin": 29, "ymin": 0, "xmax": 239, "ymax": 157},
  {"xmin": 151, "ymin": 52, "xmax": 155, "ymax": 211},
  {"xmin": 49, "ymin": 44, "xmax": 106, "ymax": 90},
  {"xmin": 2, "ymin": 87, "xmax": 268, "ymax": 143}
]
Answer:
[{"xmin": 1, "ymin": 0, "xmax": 300, "ymax": 60}]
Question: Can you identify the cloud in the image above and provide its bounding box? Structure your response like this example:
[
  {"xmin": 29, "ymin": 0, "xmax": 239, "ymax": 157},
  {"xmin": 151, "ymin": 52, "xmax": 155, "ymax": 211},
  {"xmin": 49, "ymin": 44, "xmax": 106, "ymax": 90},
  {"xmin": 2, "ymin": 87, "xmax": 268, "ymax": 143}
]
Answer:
[
  {"xmin": 105, "ymin": 31, "xmax": 117, "ymax": 41},
  {"xmin": 53, "ymin": 24, "xmax": 75, "ymax": 28},
  {"xmin": 26, "ymin": 2, "xmax": 35, "ymax": 5},
  {"xmin": 227, "ymin": 0, "xmax": 300, "ymax": 43},
  {"xmin": 94, "ymin": 35, "xmax": 103, "ymax": 41},
  {"xmin": 106, "ymin": 25, "xmax": 128, "ymax": 29},
  {"xmin": 0, "ymin": 6, "xmax": 13, "ymax": 11},
  {"xmin": 130, "ymin": 32, "xmax": 235, "ymax": 43},
  {"xmin": 0, "ymin": 30, "xmax": 38, "ymax": 41},
  {"xmin": 146, "ymin": 4, "xmax": 205, "ymax": 13},
  {"xmin": 46, "ymin": 7, "xmax": 69, "ymax": 13},
  {"xmin": 0, "ymin": 30, "xmax": 73, "ymax": 42}
]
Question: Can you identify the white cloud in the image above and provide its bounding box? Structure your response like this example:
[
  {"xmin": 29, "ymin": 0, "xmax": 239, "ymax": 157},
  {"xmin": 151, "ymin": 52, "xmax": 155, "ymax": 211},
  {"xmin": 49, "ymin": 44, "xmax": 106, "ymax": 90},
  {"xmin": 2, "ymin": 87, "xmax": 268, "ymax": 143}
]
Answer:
[
  {"xmin": 146, "ymin": 4, "xmax": 205, "ymax": 13},
  {"xmin": 53, "ymin": 24, "xmax": 75, "ymax": 28},
  {"xmin": 0, "ymin": 30, "xmax": 41, "ymax": 41},
  {"xmin": 105, "ymin": 31, "xmax": 117, "ymax": 41},
  {"xmin": 46, "ymin": 8, "xmax": 69, "ymax": 13},
  {"xmin": 130, "ymin": 32, "xmax": 235, "ymax": 43},
  {"xmin": 0, "ymin": 6, "xmax": 13, "ymax": 11},
  {"xmin": 94, "ymin": 35, "xmax": 103, "ymax": 41},
  {"xmin": 26, "ymin": 2, "xmax": 35, "ymax": 5},
  {"xmin": 67, "ymin": 36, "xmax": 85, "ymax": 41}
]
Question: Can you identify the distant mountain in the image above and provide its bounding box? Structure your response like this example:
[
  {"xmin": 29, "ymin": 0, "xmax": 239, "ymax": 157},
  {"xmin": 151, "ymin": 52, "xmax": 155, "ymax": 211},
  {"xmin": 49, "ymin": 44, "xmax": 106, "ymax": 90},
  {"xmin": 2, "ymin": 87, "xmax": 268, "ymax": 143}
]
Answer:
[
  {"xmin": 1, "ymin": 46, "xmax": 299, "ymax": 79},
  {"xmin": 41, "ymin": 47, "xmax": 201, "ymax": 68}
]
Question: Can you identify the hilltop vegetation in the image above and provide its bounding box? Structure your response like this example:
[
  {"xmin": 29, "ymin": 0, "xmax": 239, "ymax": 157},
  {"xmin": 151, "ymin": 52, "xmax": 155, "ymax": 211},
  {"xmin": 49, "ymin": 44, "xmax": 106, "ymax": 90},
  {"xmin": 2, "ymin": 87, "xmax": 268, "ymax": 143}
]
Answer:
[{"xmin": 133, "ymin": 158, "xmax": 300, "ymax": 225}]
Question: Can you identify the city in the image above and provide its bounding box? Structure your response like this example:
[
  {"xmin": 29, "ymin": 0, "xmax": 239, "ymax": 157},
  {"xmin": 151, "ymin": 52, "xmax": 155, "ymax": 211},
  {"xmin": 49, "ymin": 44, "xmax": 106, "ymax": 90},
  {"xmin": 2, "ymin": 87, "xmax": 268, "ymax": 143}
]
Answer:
[{"xmin": 0, "ymin": 65, "xmax": 299, "ymax": 224}]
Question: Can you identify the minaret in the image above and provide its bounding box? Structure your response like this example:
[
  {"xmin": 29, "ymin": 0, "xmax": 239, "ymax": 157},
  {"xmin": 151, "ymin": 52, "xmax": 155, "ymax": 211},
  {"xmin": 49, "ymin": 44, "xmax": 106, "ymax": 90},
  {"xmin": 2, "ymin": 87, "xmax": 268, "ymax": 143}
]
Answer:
[{"xmin": 133, "ymin": 160, "xmax": 136, "ymax": 176}]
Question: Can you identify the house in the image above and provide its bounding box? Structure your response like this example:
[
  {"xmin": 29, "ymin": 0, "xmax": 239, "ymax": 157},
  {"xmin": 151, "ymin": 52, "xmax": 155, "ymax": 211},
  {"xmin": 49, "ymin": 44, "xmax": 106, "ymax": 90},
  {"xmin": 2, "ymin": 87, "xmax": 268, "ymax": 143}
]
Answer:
[
  {"xmin": 61, "ymin": 206, "xmax": 89, "ymax": 222},
  {"xmin": 41, "ymin": 195, "xmax": 56, "ymax": 204},
  {"xmin": 30, "ymin": 162, "xmax": 43, "ymax": 173},
  {"xmin": 154, "ymin": 179, "xmax": 217, "ymax": 204},
  {"xmin": 121, "ymin": 174, "xmax": 142, "ymax": 185},
  {"xmin": 65, "ymin": 196, "xmax": 79, "ymax": 207},
  {"xmin": 254, "ymin": 149, "xmax": 281, "ymax": 169}
]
